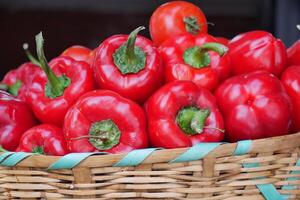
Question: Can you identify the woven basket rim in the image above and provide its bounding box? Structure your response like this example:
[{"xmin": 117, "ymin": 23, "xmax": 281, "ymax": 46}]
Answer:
[{"xmin": 2, "ymin": 132, "xmax": 300, "ymax": 168}]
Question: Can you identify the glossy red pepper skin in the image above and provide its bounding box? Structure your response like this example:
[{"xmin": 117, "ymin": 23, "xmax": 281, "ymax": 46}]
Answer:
[
  {"xmin": 64, "ymin": 90, "xmax": 148, "ymax": 154},
  {"xmin": 287, "ymin": 40, "xmax": 300, "ymax": 66},
  {"xmin": 0, "ymin": 91, "xmax": 37, "ymax": 151},
  {"xmin": 149, "ymin": 1, "xmax": 208, "ymax": 46},
  {"xmin": 159, "ymin": 34, "xmax": 231, "ymax": 91},
  {"xmin": 215, "ymin": 71, "xmax": 292, "ymax": 142},
  {"xmin": 228, "ymin": 31, "xmax": 287, "ymax": 76},
  {"xmin": 93, "ymin": 34, "xmax": 163, "ymax": 103},
  {"xmin": 61, "ymin": 45, "xmax": 92, "ymax": 63},
  {"xmin": 16, "ymin": 124, "xmax": 68, "ymax": 156},
  {"xmin": 145, "ymin": 81, "xmax": 224, "ymax": 149},
  {"xmin": 281, "ymin": 66, "xmax": 300, "ymax": 132},
  {"xmin": 26, "ymin": 56, "xmax": 95, "ymax": 126},
  {"xmin": 87, "ymin": 48, "xmax": 97, "ymax": 66},
  {"xmin": 2, "ymin": 62, "xmax": 39, "ymax": 101}
]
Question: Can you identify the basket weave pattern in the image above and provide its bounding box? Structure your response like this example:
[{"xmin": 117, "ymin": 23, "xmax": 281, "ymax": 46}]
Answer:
[{"xmin": 0, "ymin": 133, "xmax": 299, "ymax": 199}]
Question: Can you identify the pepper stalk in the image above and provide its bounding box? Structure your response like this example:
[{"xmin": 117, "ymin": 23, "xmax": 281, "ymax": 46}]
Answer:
[
  {"xmin": 183, "ymin": 42, "xmax": 228, "ymax": 68},
  {"xmin": 0, "ymin": 80, "xmax": 22, "ymax": 97},
  {"xmin": 113, "ymin": 26, "xmax": 146, "ymax": 74},
  {"xmin": 176, "ymin": 106, "xmax": 224, "ymax": 135},
  {"xmin": 23, "ymin": 32, "xmax": 70, "ymax": 98}
]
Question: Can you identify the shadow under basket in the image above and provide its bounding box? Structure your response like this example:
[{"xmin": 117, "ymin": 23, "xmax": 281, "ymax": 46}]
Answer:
[{"xmin": 0, "ymin": 132, "xmax": 299, "ymax": 200}]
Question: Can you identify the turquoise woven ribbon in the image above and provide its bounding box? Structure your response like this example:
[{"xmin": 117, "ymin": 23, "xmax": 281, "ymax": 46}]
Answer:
[
  {"xmin": 0, "ymin": 140, "xmax": 297, "ymax": 200},
  {"xmin": 0, "ymin": 152, "xmax": 32, "ymax": 167},
  {"xmin": 281, "ymin": 158, "xmax": 300, "ymax": 199},
  {"xmin": 233, "ymin": 140, "xmax": 252, "ymax": 156},
  {"xmin": 170, "ymin": 143, "xmax": 222, "ymax": 163},
  {"xmin": 0, "ymin": 152, "xmax": 14, "ymax": 163},
  {"xmin": 47, "ymin": 152, "xmax": 106, "ymax": 170},
  {"xmin": 114, "ymin": 148, "xmax": 160, "ymax": 167},
  {"xmin": 234, "ymin": 140, "xmax": 284, "ymax": 200},
  {"xmin": 114, "ymin": 143, "xmax": 222, "ymax": 166}
]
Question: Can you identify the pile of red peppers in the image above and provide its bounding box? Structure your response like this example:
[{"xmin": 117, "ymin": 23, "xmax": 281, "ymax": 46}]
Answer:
[{"xmin": 0, "ymin": 1, "xmax": 299, "ymax": 155}]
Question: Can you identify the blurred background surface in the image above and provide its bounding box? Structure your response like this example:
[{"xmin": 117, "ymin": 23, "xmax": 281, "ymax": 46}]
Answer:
[{"xmin": 0, "ymin": 0, "xmax": 299, "ymax": 78}]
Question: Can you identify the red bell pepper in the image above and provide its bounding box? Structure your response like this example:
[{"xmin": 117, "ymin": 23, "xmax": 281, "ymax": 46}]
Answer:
[
  {"xmin": 64, "ymin": 90, "xmax": 148, "ymax": 153},
  {"xmin": 281, "ymin": 66, "xmax": 300, "ymax": 132},
  {"xmin": 93, "ymin": 26, "xmax": 163, "ymax": 103},
  {"xmin": 287, "ymin": 40, "xmax": 300, "ymax": 66},
  {"xmin": 149, "ymin": 1, "xmax": 208, "ymax": 46},
  {"xmin": 159, "ymin": 33, "xmax": 230, "ymax": 91},
  {"xmin": 87, "ymin": 48, "xmax": 97, "ymax": 66},
  {"xmin": 144, "ymin": 81, "xmax": 224, "ymax": 149},
  {"xmin": 215, "ymin": 71, "xmax": 292, "ymax": 142},
  {"xmin": 0, "ymin": 91, "xmax": 37, "ymax": 151},
  {"xmin": 16, "ymin": 124, "xmax": 68, "ymax": 156},
  {"xmin": 25, "ymin": 32, "xmax": 95, "ymax": 126},
  {"xmin": 61, "ymin": 45, "xmax": 91, "ymax": 63},
  {"xmin": 228, "ymin": 31, "xmax": 287, "ymax": 76},
  {"xmin": 61, "ymin": 45, "xmax": 97, "ymax": 67},
  {"xmin": 1, "ymin": 62, "xmax": 39, "ymax": 101}
]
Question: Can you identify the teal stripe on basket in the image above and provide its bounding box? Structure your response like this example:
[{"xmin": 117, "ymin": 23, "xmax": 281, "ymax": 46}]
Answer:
[
  {"xmin": 170, "ymin": 143, "xmax": 222, "ymax": 163},
  {"xmin": 233, "ymin": 140, "xmax": 284, "ymax": 200},
  {"xmin": 243, "ymin": 163, "xmax": 259, "ymax": 168},
  {"xmin": 281, "ymin": 158, "xmax": 300, "ymax": 198},
  {"xmin": 0, "ymin": 152, "xmax": 32, "ymax": 167},
  {"xmin": 257, "ymin": 184, "xmax": 284, "ymax": 200},
  {"xmin": 233, "ymin": 140, "xmax": 252, "ymax": 156},
  {"xmin": 114, "ymin": 148, "xmax": 160, "ymax": 167},
  {"xmin": 48, "ymin": 152, "xmax": 106, "ymax": 170},
  {"xmin": 0, "ymin": 152, "xmax": 14, "ymax": 163}
]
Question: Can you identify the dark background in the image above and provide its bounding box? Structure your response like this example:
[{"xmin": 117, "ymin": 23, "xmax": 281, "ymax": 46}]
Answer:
[{"xmin": 0, "ymin": 0, "xmax": 299, "ymax": 79}]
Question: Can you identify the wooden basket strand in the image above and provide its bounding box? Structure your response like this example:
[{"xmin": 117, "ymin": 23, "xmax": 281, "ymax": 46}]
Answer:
[
  {"xmin": 233, "ymin": 140, "xmax": 283, "ymax": 200},
  {"xmin": 0, "ymin": 132, "xmax": 299, "ymax": 199}
]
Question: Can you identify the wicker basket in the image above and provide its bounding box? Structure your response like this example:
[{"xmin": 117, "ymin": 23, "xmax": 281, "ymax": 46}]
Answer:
[{"xmin": 0, "ymin": 132, "xmax": 299, "ymax": 200}]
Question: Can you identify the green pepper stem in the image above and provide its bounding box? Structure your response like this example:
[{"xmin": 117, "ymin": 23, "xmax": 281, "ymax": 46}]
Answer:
[
  {"xmin": 176, "ymin": 106, "xmax": 224, "ymax": 135},
  {"xmin": 35, "ymin": 32, "xmax": 63, "ymax": 96},
  {"xmin": 0, "ymin": 145, "xmax": 8, "ymax": 152},
  {"xmin": 183, "ymin": 42, "xmax": 228, "ymax": 68},
  {"xmin": 8, "ymin": 80, "xmax": 22, "ymax": 96},
  {"xmin": 71, "ymin": 120, "xmax": 121, "ymax": 150},
  {"xmin": 24, "ymin": 32, "xmax": 71, "ymax": 98},
  {"xmin": 113, "ymin": 26, "xmax": 146, "ymax": 74},
  {"xmin": 88, "ymin": 120, "xmax": 121, "ymax": 150},
  {"xmin": 199, "ymin": 42, "xmax": 228, "ymax": 56},
  {"xmin": 32, "ymin": 146, "xmax": 45, "ymax": 155},
  {"xmin": 125, "ymin": 26, "xmax": 145, "ymax": 64},
  {"xmin": 190, "ymin": 109, "xmax": 210, "ymax": 134},
  {"xmin": 176, "ymin": 107, "xmax": 208, "ymax": 135},
  {"xmin": 70, "ymin": 135, "xmax": 110, "ymax": 140},
  {"xmin": 23, "ymin": 43, "xmax": 41, "ymax": 66},
  {"xmin": 0, "ymin": 83, "xmax": 8, "ymax": 91},
  {"xmin": 0, "ymin": 80, "xmax": 22, "ymax": 96},
  {"xmin": 183, "ymin": 17, "xmax": 215, "ymax": 35},
  {"xmin": 183, "ymin": 16, "xmax": 200, "ymax": 35}
]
